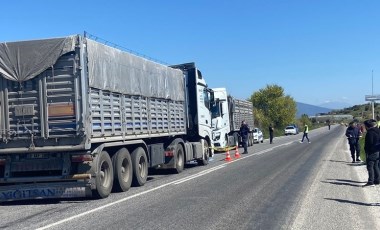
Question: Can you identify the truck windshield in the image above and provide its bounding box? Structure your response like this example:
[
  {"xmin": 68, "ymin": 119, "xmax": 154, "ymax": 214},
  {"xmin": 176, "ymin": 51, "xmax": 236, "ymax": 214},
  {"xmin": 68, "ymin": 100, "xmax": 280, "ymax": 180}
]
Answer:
[{"xmin": 211, "ymin": 103, "xmax": 221, "ymax": 118}]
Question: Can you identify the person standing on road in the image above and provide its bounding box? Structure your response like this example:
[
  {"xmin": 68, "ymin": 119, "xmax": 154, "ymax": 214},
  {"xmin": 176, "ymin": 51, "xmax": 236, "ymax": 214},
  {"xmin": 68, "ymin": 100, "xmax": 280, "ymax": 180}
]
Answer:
[
  {"xmin": 363, "ymin": 119, "xmax": 380, "ymax": 187},
  {"xmin": 300, "ymin": 124, "xmax": 310, "ymax": 143},
  {"xmin": 345, "ymin": 121, "xmax": 361, "ymax": 163},
  {"xmin": 240, "ymin": 120, "xmax": 250, "ymax": 154},
  {"xmin": 328, "ymin": 121, "xmax": 331, "ymax": 130},
  {"xmin": 269, "ymin": 124, "xmax": 274, "ymax": 144}
]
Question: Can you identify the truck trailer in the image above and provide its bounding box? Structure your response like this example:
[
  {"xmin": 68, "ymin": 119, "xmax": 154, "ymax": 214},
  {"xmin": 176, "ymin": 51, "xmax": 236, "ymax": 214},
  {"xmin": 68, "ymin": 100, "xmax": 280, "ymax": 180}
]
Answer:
[
  {"xmin": 0, "ymin": 35, "xmax": 214, "ymax": 201},
  {"xmin": 211, "ymin": 88, "xmax": 254, "ymax": 150}
]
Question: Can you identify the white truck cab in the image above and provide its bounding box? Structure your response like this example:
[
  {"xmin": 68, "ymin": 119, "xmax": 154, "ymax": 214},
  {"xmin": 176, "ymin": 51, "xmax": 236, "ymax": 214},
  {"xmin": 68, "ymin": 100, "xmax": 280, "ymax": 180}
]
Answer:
[{"xmin": 211, "ymin": 88, "xmax": 255, "ymax": 151}]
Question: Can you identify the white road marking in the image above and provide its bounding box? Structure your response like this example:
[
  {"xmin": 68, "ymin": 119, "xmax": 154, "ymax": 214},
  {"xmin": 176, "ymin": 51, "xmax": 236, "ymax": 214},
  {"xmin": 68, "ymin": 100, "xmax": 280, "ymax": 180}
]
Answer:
[
  {"xmin": 37, "ymin": 139, "xmax": 295, "ymax": 229},
  {"xmin": 173, "ymin": 165, "xmax": 226, "ymax": 184},
  {"xmin": 36, "ymin": 183, "xmax": 171, "ymax": 230}
]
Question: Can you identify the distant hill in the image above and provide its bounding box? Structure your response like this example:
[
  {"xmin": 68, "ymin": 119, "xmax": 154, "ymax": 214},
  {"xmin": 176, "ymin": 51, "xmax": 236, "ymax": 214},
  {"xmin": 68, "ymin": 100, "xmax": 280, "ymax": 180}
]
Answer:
[
  {"xmin": 318, "ymin": 101, "xmax": 352, "ymax": 110},
  {"xmin": 296, "ymin": 102, "xmax": 333, "ymax": 118}
]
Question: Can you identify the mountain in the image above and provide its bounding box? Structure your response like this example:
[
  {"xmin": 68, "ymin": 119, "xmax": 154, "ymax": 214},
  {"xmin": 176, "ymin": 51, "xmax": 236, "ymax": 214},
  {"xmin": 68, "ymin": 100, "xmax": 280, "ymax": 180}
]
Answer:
[
  {"xmin": 318, "ymin": 101, "xmax": 352, "ymax": 110},
  {"xmin": 296, "ymin": 102, "xmax": 333, "ymax": 118}
]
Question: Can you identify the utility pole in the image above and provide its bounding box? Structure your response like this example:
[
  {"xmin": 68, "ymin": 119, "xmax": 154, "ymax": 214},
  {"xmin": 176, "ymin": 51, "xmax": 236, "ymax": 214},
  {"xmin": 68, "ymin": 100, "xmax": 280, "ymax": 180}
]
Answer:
[
  {"xmin": 372, "ymin": 70, "xmax": 374, "ymax": 119},
  {"xmin": 365, "ymin": 70, "xmax": 378, "ymax": 120}
]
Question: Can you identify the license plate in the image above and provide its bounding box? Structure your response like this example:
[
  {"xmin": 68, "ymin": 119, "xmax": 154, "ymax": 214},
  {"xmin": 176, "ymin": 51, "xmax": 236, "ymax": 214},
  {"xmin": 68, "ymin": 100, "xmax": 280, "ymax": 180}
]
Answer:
[
  {"xmin": 0, "ymin": 187, "xmax": 86, "ymax": 201},
  {"xmin": 14, "ymin": 105, "xmax": 35, "ymax": 116},
  {"xmin": 27, "ymin": 153, "xmax": 49, "ymax": 159}
]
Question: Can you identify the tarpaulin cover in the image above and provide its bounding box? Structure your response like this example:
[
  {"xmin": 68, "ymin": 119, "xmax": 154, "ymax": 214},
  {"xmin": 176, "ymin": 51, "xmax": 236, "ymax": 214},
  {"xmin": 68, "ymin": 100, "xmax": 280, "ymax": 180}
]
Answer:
[
  {"xmin": 0, "ymin": 36, "xmax": 76, "ymax": 82},
  {"xmin": 0, "ymin": 35, "xmax": 185, "ymax": 101},
  {"xmin": 86, "ymin": 38, "xmax": 185, "ymax": 101}
]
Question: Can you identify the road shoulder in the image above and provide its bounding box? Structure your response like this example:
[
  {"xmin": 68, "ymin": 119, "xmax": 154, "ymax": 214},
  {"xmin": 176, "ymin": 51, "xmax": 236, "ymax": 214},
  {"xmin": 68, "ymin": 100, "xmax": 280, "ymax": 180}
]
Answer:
[{"xmin": 290, "ymin": 134, "xmax": 380, "ymax": 230}]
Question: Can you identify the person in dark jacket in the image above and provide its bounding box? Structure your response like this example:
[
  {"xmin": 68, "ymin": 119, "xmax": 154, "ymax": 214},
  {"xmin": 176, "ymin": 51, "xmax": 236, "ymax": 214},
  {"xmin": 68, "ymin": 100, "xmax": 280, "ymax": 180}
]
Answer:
[
  {"xmin": 345, "ymin": 121, "xmax": 361, "ymax": 163},
  {"xmin": 240, "ymin": 120, "xmax": 250, "ymax": 154},
  {"xmin": 363, "ymin": 119, "xmax": 380, "ymax": 187},
  {"xmin": 269, "ymin": 124, "xmax": 274, "ymax": 144}
]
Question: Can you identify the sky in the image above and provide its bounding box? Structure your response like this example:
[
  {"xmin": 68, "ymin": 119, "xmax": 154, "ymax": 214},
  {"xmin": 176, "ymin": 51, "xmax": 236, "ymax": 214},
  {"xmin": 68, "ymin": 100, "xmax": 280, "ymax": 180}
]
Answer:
[{"xmin": 1, "ymin": 0, "xmax": 379, "ymax": 108}]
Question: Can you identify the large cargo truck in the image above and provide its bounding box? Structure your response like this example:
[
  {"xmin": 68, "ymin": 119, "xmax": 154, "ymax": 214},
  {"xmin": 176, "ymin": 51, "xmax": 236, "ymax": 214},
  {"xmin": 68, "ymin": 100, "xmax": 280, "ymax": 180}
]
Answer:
[
  {"xmin": 211, "ymin": 88, "xmax": 254, "ymax": 150},
  {"xmin": 0, "ymin": 35, "xmax": 214, "ymax": 201}
]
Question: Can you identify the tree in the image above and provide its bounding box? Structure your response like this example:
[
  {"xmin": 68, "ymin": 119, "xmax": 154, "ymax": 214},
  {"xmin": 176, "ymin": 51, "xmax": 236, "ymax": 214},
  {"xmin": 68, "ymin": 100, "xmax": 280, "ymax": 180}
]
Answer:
[
  {"xmin": 249, "ymin": 84, "xmax": 297, "ymax": 130},
  {"xmin": 300, "ymin": 114, "xmax": 312, "ymax": 127}
]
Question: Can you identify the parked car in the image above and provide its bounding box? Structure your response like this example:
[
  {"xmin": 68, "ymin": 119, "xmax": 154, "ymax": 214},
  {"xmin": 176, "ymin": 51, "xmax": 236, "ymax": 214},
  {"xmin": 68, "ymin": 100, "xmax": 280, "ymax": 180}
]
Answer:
[
  {"xmin": 289, "ymin": 124, "xmax": 299, "ymax": 134},
  {"xmin": 252, "ymin": 128, "xmax": 264, "ymax": 143},
  {"xmin": 284, "ymin": 125, "xmax": 298, "ymax": 135}
]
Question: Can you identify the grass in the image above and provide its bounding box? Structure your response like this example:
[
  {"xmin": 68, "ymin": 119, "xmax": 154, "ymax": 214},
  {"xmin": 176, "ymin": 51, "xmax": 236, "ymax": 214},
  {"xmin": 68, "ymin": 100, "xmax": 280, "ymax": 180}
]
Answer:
[{"xmin": 359, "ymin": 133, "xmax": 366, "ymax": 163}]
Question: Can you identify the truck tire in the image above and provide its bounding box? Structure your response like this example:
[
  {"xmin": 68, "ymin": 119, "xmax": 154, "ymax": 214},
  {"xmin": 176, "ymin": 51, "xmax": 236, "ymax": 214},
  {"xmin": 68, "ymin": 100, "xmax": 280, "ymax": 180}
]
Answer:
[
  {"xmin": 112, "ymin": 148, "xmax": 133, "ymax": 192},
  {"xmin": 174, "ymin": 144, "xmax": 185, "ymax": 174},
  {"xmin": 93, "ymin": 151, "xmax": 114, "ymax": 199},
  {"xmin": 131, "ymin": 147, "xmax": 148, "ymax": 187},
  {"xmin": 197, "ymin": 141, "xmax": 209, "ymax": 166}
]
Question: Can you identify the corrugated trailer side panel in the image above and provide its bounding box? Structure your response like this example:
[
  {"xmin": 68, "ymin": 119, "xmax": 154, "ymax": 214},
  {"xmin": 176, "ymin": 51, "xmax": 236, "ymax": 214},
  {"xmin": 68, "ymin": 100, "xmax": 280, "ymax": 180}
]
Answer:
[
  {"xmin": 85, "ymin": 38, "xmax": 186, "ymax": 143},
  {"xmin": 231, "ymin": 98, "xmax": 254, "ymax": 131},
  {"xmin": 88, "ymin": 90, "xmax": 186, "ymax": 141}
]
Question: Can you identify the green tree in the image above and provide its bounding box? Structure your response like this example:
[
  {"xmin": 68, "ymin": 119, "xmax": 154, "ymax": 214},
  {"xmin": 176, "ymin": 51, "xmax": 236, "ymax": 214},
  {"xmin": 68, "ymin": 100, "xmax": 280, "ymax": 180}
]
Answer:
[
  {"xmin": 250, "ymin": 84, "xmax": 296, "ymax": 130},
  {"xmin": 299, "ymin": 114, "xmax": 312, "ymax": 127}
]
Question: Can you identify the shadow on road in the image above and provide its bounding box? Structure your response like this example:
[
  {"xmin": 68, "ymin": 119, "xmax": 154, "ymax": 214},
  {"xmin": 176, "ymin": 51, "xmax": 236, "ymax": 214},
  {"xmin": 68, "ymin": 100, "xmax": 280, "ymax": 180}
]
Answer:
[
  {"xmin": 325, "ymin": 160, "xmax": 366, "ymax": 167},
  {"xmin": 324, "ymin": 198, "xmax": 380, "ymax": 207},
  {"xmin": 321, "ymin": 178, "xmax": 365, "ymax": 187},
  {"xmin": 326, "ymin": 160, "xmax": 347, "ymax": 163},
  {"xmin": 0, "ymin": 197, "xmax": 92, "ymax": 206},
  {"xmin": 327, "ymin": 179, "xmax": 365, "ymax": 184}
]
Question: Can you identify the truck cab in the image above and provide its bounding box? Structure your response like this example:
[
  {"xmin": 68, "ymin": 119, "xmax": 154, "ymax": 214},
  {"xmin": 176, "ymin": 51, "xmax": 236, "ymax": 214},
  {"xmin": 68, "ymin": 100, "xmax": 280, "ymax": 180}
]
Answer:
[
  {"xmin": 211, "ymin": 88, "xmax": 232, "ymax": 150},
  {"xmin": 170, "ymin": 63, "xmax": 214, "ymax": 157},
  {"xmin": 211, "ymin": 88, "xmax": 255, "ymax": 150}
]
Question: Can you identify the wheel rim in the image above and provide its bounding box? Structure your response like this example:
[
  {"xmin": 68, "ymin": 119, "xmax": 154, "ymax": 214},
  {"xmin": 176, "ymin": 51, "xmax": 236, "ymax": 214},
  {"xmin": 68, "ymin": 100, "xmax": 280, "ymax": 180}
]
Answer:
[
  {"xmin": 138, "ymin": 156, "xmax": 147, "ymax": 178},
  {"xmin": 203, "ymin": 142, "xmax": 209, "ymax": 161},
  {"xmin": 121, "ymin": 158, "xmax": 130, "ymax": 183},
  {"xmin": 100, "ymin": 160, "xmax": 111, "ymax": 187},
  {"xmin": 178, "ymin": 149, "xmax": 184, "ymax": 167}
]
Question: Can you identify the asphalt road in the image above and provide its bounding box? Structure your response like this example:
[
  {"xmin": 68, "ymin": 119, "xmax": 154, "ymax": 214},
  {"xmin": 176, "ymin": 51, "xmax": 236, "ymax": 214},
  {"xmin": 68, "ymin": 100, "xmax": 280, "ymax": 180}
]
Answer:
[{"xmin": 1, "ymin": 125, "xmax": 379, "ymax": 230}]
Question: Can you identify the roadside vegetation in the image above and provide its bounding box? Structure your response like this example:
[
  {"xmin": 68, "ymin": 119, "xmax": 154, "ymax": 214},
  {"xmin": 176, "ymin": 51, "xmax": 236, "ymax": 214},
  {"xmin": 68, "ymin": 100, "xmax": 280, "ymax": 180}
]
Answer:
[
  {"xmin": 250, "ymin": 84, "xmax": 327, "ymax": 139},
  {"xmin": 249, "ymin": 85, "xmax": 372, "ymax": 163},
  {"xmin": 336, "ymin": 103, "xmax": 380, "ymax": 120},
  {"xmin": 249, "ymin": 84, "xmax": 297, "ymax": 138}
]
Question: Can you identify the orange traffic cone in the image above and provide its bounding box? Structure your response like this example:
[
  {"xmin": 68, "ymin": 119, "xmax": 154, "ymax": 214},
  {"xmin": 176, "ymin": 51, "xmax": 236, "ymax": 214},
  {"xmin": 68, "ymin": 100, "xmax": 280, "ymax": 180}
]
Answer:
[
  {"xmin": 225, "ymin": 148, "xmax": 232, "ymax": 161},
  {"xmin": 234, "ymin": 145, "xmax": 240, "ymax": 158}
]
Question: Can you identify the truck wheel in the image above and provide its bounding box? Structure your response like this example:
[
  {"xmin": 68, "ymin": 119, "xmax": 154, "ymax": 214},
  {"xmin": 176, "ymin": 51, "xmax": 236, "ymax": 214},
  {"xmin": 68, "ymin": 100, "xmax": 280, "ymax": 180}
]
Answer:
[
  {"xmin": 131, "ymin": 147, "xmax": 148, "ymax": 187},
  {"xmin": 197, "ymin": 141, "xmax": 209, "ymax": 166},
  {"xmin": 93, "ymin": 151, "xmax": 113, "ymax": 199},
  {"xmin": 112, "ymin": 148, "xmax": 132, "ymax": 192},
  {"xmin": 174, "ymin": 144, "xmax": 185, "ymax": 174}
]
